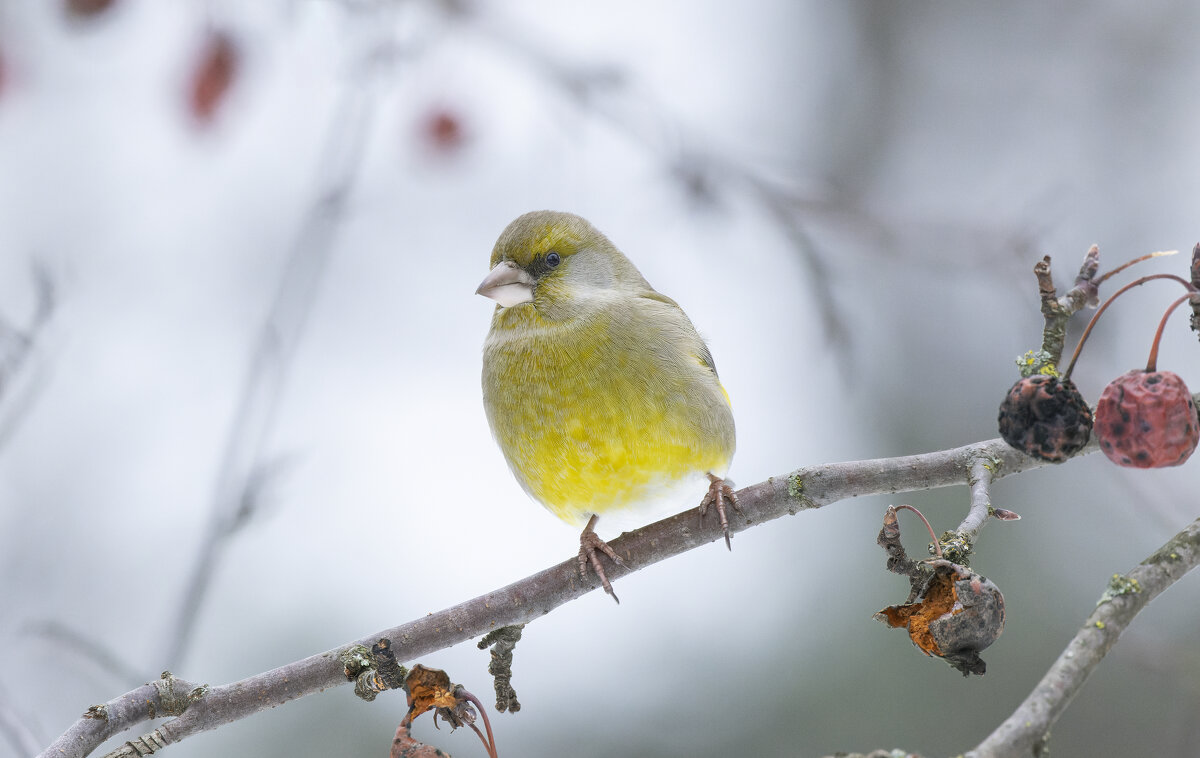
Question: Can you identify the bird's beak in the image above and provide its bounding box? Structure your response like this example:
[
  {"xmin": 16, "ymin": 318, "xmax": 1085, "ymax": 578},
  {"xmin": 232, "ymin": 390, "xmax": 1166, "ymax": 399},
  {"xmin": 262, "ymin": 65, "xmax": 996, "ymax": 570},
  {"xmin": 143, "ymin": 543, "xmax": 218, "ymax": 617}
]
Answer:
[{"xmin": 476, "ymin": 260, "xmax": 535, "ymax": 307}]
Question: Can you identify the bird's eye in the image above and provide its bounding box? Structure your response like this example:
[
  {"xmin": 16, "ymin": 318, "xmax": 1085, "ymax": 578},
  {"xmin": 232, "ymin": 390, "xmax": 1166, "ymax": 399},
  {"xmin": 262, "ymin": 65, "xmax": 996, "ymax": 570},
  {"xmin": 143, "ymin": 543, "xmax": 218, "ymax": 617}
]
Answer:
[{"xmin": 545, "ymin": 252, "xmax": 561, "ymax": 268}]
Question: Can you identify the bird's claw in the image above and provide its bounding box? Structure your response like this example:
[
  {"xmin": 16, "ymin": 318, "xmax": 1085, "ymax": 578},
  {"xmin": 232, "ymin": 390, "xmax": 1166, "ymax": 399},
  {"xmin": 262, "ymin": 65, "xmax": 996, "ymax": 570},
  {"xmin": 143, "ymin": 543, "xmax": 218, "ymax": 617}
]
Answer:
[
  {"xmin": 578, "ymin": 515, "xmax": 623, "ymax": 603},
  {"xmin": 699, "ymin": 473, "xmax": 740, "ymax": 549}
]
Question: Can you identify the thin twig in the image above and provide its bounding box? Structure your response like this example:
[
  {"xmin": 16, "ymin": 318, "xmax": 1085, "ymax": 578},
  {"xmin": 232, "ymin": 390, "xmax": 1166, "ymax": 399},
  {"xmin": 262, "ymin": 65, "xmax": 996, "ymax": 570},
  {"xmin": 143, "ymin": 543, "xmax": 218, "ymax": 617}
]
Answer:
[
  {"xmin": 163, "ymin": 40, "xmax": 385, "ymax": 671},
  {"xmin": 47, "ymin": 403, "xmax": 1200, "ymax": 758},
  {"xmin": 958, "ymin": 455, "xmax": 997, "ymax": 541},
  {"xmin": 23, "ymin": 620, "xmax": 146, "ymax": 686},
  {"xmin": 967, "ymin": 516, "xmax": 1200, "ymax": 757}
]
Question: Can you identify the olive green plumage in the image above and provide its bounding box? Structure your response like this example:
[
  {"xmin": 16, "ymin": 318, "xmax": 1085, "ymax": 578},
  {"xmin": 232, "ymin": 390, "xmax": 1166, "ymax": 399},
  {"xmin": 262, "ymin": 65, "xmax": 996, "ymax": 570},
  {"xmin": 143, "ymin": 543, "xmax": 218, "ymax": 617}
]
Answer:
[{"xmin": 478, "ymin": 210, "xmax": 735, "ymax": 530}]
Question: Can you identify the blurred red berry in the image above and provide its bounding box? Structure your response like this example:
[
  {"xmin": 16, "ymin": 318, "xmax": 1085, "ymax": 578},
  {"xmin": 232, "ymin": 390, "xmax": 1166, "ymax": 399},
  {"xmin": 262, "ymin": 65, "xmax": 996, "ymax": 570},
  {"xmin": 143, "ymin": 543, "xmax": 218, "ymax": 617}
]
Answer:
[
  {"xmin": 423, "ymin": 108, "xmax": 466, "ymax": 153},
  {"xmin": 65, "ymin": 0, "xmax": 116, "ymax": 18},
  {"xmin": 188, "ymin": 32, "xmax": 238, "ymax": 125},
  {"xmin": 1095, "ymin": 370, "xmax": 1199, "ymax": 468}
]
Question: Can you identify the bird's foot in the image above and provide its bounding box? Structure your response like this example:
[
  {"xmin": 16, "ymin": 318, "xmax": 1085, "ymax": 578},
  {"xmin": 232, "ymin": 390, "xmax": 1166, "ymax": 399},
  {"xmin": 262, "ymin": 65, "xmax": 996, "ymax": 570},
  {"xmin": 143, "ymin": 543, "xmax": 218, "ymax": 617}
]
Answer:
[
  {"xmin": 578, "ymin": 514, "xmax": 623, "ymax": 604},
  {"xmin": 699, "ymin": 472, "xmax": 741, "ymax": 550}
]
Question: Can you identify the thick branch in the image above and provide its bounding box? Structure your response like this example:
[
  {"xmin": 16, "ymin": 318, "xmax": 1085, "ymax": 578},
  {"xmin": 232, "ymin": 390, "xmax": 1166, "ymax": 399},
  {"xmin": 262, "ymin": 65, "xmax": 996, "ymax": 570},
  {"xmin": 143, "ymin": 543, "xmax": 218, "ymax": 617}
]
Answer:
[
  {"xmin": 968, "ymin": 515, "xmax": 1200, "ymax": 757},
  {"xmin": 39, "ymin": 403, "xmax": 1200, "ymax": 758},
  {"xmin": 35, "ymin": 433, "xmax": 1060, "ymax": 758},
  {"xmin": 39, "ymin": 675, "xmax": 202, "ymax": 758}
]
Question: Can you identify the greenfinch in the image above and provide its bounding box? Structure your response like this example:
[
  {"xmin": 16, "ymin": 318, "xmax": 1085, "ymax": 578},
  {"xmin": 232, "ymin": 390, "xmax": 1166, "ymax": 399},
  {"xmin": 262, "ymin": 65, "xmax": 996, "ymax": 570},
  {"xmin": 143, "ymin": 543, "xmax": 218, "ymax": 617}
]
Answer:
[{"xmin": 477, "ymin": 210, "xmax": 737, "ymax": 601}]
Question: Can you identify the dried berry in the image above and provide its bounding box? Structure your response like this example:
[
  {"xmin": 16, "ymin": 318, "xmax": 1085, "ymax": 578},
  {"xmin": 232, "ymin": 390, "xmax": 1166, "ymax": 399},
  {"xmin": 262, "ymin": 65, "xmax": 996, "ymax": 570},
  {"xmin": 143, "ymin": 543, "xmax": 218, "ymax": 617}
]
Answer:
[
  {"xmin": 998, "ymin": 375, "xmax": 1093, "ymax": 461},
  {"xmin": 876, "ymin": 560, "xmax": 1005, "ymax": 676},
  {"xmin": 1094, "ymin": 370, "xmax": 1199, "ymax": 468}
]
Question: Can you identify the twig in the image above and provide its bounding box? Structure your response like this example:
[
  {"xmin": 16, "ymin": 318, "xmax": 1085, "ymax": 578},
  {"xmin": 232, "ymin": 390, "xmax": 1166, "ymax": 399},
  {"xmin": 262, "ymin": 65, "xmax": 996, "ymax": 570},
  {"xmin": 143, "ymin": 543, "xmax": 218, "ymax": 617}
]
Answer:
[
  {"xmin": 41, "ymin": 674, "xmax": 204, "ymax": 758},
  {"xmin": 162, "ymin": 38, "xmax": 385, "ymax": 671},
  {"xmin": 23, "ymin": 620, "xmax": 146, "ymax": 686},
  {"xmin": 967, "ymin": 515, "xmax": 1200, "ymax": 758},
  {"xmin": 1025, "ymin": 247, "xmax": 1099, "ymax": 375},
  {"xmin": 957, "ymin": 455, "xmax": 997, "ymax": 542},
  {"xmin": 46, "ymin": 406, "xmax": 1198, "ymax": 758}
]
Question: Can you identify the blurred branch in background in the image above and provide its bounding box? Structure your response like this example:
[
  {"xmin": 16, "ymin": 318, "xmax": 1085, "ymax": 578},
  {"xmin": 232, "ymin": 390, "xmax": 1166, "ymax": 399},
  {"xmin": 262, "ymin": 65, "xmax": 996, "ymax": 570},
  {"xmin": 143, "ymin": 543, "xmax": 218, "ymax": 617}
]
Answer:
[
  {"xmin": 446, "ymin": 1, "xmax": 1037, "ymax": 377},
  {"xmin": 454, "ymin": 1, "xmax": 854, "ymax": 371},
  {"xmin": 161, "ymin": 15, "xmax": 395, "ymax": 670},
  {"xmin": 24, "ymin": 620, "xmax": 145, "ymax": 687},
  {"xmin": 0, "ymin": 263, "xmax": 55, "ymax": 451},
  {"xmin": 0, "ymin": 682, "xmax": 42, "ymax": 758},
  {"xmin": 35, "ymin": 426, "xmax": 1200, "ymax": 758}
]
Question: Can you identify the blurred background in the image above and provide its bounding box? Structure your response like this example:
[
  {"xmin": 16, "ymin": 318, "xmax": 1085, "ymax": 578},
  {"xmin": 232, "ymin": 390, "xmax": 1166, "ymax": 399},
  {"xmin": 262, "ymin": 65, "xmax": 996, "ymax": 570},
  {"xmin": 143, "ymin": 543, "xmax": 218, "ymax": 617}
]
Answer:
[{"xmin": 2, "ymin": 1, "xmax": 1199, "ymax": 756}]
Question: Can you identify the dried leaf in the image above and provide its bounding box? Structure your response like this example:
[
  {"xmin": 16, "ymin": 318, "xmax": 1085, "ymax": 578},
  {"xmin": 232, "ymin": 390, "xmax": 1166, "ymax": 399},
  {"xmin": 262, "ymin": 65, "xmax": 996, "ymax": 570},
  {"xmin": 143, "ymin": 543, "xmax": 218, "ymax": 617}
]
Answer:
[
  {"xmin": 404, "ymin": 665, "xmax": 459, "ymax": 721},
  {"xmin": 391, "ymin": 721, "xmax": 452, "ymax": 758}
]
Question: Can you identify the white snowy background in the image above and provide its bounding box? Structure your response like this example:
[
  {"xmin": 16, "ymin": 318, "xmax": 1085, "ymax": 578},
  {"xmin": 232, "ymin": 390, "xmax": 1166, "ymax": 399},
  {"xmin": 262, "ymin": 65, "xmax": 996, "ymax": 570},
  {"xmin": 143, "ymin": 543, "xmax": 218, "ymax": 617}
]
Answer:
[{"xmin": 1, "ymin": 2, "xmax": 1199, "ymax": 757}]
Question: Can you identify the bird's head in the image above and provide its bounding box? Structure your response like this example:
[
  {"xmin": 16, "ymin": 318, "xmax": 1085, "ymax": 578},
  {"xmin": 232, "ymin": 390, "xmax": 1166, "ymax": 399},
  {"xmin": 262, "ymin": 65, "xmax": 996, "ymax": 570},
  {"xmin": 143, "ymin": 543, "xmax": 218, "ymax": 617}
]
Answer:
[{"xmin": 476, "ymin": 211, "xmax": 650, "ymax": 318}]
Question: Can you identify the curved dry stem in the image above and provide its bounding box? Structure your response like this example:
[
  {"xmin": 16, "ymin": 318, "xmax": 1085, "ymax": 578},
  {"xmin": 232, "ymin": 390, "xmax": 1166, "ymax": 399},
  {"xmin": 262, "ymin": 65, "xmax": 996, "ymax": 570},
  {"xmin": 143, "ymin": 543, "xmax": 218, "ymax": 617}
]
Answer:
[
  {"xmin": 894, "ymin": 504, "xmax": 942, "ymax": 558},
  {"xmin": 1062, "ymin": 273, "xmax": 1193, "ymax": 379},
  {"xmin": 1146, "ymin": 292, "xmax": 1198, "ymax": 371},
  {"xmin": 1093, "ymin": 248, "xmax": 1178, "ymax": 286},
  {"xmin": 460, "ymin": 689, "xmax": 498, "ymax": 758}
]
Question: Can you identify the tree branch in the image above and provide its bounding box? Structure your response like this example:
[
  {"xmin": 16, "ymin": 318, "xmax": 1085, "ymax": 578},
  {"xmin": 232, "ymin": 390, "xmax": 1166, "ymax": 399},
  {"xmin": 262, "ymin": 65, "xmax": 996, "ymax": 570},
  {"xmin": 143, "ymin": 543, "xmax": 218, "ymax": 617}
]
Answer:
[
  {"xmin": 45, "ymin": 415, "xmax": 1169, "ymax": 758},
  {"xmin": 968, "ymin": 514, "xmax": 1200, "ymax": 757}
]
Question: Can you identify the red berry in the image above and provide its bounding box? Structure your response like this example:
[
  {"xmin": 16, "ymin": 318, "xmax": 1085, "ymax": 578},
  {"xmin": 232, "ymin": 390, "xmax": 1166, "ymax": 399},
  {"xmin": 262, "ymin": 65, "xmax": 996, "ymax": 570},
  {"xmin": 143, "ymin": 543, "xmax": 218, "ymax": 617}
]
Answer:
[
  {"xmin": 424, "ymin": 109, "xmax": 465, "ymax": 152},
  {"xmin": 188, "ymin": 32, "xmax": 238, "ymax": 125},
  {"xmin": 998, "ymin": 375, "xmax": 1093, "ymax": 462},
  {"xmin": 1095, "ymin": 370, "xmax": 1199, "ymax": 468}
]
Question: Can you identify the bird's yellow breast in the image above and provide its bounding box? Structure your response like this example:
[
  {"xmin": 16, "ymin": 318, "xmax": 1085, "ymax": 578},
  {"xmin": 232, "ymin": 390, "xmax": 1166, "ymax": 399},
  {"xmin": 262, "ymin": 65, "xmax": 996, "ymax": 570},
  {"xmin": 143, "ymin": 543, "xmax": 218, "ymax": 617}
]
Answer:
[{"xmin": 483, "ymin": 302, "xmax": 734, "ymax": 527}]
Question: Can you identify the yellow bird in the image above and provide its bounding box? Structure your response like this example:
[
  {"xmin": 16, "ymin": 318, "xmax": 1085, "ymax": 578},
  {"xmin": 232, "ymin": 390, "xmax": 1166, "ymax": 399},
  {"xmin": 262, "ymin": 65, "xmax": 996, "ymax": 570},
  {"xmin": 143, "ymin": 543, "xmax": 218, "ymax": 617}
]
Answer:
[{"xmin": 477, "ymin": 210, "xmax": 737, "ymax": 601}]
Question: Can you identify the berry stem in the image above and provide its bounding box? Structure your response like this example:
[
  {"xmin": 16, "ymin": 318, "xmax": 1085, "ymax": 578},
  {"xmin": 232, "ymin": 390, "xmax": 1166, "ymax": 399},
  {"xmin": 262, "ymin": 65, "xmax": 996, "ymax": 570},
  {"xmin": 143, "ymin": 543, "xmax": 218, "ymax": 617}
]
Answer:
[
  {"xmin": 1062, "ymin": 273, "xmax": 1195, "ymax": 380},
  {"xmin": 1094, "ymin": 249, "xmax": 1178, "ymax": 286},
  {"xmin": 1146, "ymin": 292, "xmax": 1197, "ymax": 372},
  {"xmin": 458, "ymin": 688, "xmax": 499, "ymax": 758},
  {"xmin": 894, "ymin": 504, "xmax": 942, "ymax": 558}
]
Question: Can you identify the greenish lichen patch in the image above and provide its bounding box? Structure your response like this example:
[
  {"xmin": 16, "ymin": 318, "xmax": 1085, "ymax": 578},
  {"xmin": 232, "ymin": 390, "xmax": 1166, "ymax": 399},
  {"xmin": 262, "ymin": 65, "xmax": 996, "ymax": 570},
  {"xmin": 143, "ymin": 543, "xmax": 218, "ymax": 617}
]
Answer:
[
  {"xmin": 938, "ymin": 532, "xmax": 973, "ymax": 566},
  {"xmin": 1098, "ymin": 573, "xmax": 1142, "ymax": 605},
  {"xmin": 1016, "ymin": 349, "xmax": 1060, "ymax": 378},
  {"xmin": 787, "ymin": 472, "xmax": 804, "ymax": 499},
  {"xmin": 340, "ymin": 645, "xmax": 374, "ymax": 680}
]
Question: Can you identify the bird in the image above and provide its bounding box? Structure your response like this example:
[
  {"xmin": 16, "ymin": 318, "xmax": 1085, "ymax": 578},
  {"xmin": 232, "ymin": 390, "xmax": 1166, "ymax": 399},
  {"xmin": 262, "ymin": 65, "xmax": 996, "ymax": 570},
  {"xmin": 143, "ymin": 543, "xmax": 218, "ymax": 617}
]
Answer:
[{"xmin": 477, "ymin": 210, "xmax": 737, "ymax": 602}]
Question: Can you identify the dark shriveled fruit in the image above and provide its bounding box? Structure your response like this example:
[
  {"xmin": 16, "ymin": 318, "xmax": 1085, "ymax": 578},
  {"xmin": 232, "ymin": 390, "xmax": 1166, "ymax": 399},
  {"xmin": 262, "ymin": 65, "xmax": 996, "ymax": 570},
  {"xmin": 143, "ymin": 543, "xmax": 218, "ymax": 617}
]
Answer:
[
  {"xmin": 998, "ymin": 375, "xmax": 1093, "ymax": 462},
  {"xmin": 875, "ymin": 560, "xmax": 1005, "ymax": 676},
  {"xmin": 1095, "ymin": 370, "xmax": 1199, "ymax": 468}
]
